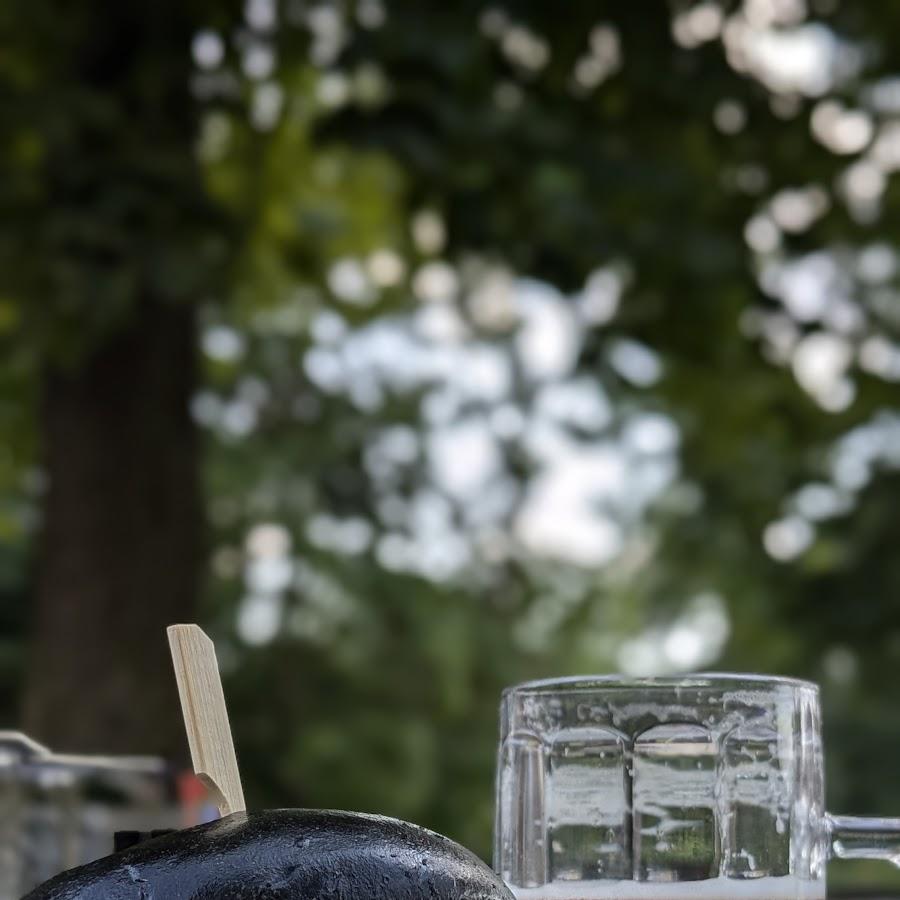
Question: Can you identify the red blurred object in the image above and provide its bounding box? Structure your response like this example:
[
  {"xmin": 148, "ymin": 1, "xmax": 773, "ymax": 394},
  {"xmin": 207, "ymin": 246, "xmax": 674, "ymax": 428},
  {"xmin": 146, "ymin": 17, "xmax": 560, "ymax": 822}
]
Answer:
[{"xmin": 176, "ymin": 771, "xmax": 219, "ymax": 826}]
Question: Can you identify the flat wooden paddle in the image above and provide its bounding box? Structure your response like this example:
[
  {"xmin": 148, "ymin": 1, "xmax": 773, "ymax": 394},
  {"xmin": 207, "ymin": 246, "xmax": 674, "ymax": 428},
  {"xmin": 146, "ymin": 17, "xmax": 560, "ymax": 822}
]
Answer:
[{"xmin": 167, "ymin": 624, "xmax": 246, "ymax": 816}]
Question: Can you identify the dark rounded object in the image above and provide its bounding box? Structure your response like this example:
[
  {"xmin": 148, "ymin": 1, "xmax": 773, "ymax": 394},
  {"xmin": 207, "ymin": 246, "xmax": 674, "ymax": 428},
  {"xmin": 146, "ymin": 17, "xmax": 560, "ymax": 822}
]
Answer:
[{"xmin": 25, "ymin": 808, "xmax": 516, "ymax": 900}]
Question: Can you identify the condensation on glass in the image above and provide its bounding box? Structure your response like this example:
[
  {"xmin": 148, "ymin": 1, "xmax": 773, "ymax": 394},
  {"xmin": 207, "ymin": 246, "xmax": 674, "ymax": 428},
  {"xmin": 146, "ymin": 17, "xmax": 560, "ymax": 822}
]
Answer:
[{"xmin": 495, "ymin": 675, "xmax": 900, "ymax": 899}]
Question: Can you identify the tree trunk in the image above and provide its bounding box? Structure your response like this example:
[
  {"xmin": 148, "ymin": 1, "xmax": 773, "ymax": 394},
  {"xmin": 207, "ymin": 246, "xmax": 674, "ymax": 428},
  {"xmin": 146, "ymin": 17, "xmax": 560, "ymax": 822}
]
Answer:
[{"xmin": 24, "ymin": 298, "xmax": 201, "ymax": 756}]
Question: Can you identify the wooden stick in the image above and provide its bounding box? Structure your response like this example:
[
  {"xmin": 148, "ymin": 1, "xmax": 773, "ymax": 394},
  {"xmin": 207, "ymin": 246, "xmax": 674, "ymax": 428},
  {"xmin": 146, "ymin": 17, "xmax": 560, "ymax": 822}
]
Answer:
[{"xmin": 167, "ymin": 624, "xmax": 246, "ymax": 817}]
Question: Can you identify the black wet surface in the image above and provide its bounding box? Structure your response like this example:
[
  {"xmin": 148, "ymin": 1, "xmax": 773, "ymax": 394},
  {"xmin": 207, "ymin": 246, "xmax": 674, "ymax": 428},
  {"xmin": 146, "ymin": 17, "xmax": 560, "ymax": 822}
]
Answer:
[{"xmin": 24, "ymin": 808, "xmax": 516, "ymax": 900}]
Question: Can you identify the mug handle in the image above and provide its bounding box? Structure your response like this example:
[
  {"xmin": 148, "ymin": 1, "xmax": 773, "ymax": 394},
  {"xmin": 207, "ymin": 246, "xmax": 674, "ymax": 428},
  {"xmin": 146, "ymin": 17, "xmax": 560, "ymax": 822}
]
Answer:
[{"xmin": 829, "ymin": 814, "xmax": 900, "ymax": 866}]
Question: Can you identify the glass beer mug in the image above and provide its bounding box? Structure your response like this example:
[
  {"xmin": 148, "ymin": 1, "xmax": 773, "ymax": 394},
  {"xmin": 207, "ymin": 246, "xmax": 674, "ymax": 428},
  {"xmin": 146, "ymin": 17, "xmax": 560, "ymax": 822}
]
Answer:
[{"xmin": 494, "ymin": 675, "xmax": 900, "ymax": 899}]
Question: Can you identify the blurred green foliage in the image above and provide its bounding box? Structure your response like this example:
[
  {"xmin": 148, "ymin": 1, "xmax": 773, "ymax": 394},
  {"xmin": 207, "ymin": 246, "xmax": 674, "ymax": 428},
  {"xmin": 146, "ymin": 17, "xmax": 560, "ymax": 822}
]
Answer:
[{"xmin": 3, "ymin": 0, "xmax": 900, "ymax": 886}]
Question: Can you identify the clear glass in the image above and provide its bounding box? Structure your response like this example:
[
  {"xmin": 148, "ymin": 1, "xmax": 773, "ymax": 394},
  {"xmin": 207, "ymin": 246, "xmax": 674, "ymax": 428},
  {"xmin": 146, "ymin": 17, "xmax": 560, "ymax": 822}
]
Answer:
[{"xmin": 494, "ymin": 674, "xmax": 900, "ymax": 900}]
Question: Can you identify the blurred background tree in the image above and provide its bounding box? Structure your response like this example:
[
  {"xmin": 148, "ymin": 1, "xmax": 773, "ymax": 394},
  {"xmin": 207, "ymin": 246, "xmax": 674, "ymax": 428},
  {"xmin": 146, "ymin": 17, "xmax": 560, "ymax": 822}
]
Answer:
[{"xmin": 2, "ymin": 0, "xmax": 900, "ymax": 885}]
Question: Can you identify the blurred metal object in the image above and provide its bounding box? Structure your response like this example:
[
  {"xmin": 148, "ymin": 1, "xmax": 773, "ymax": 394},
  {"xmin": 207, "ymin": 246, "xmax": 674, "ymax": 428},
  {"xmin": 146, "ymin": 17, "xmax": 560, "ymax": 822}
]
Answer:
[{"xmin": 0, "ymin": 731, "xmax": 178, "ymax": 898}]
